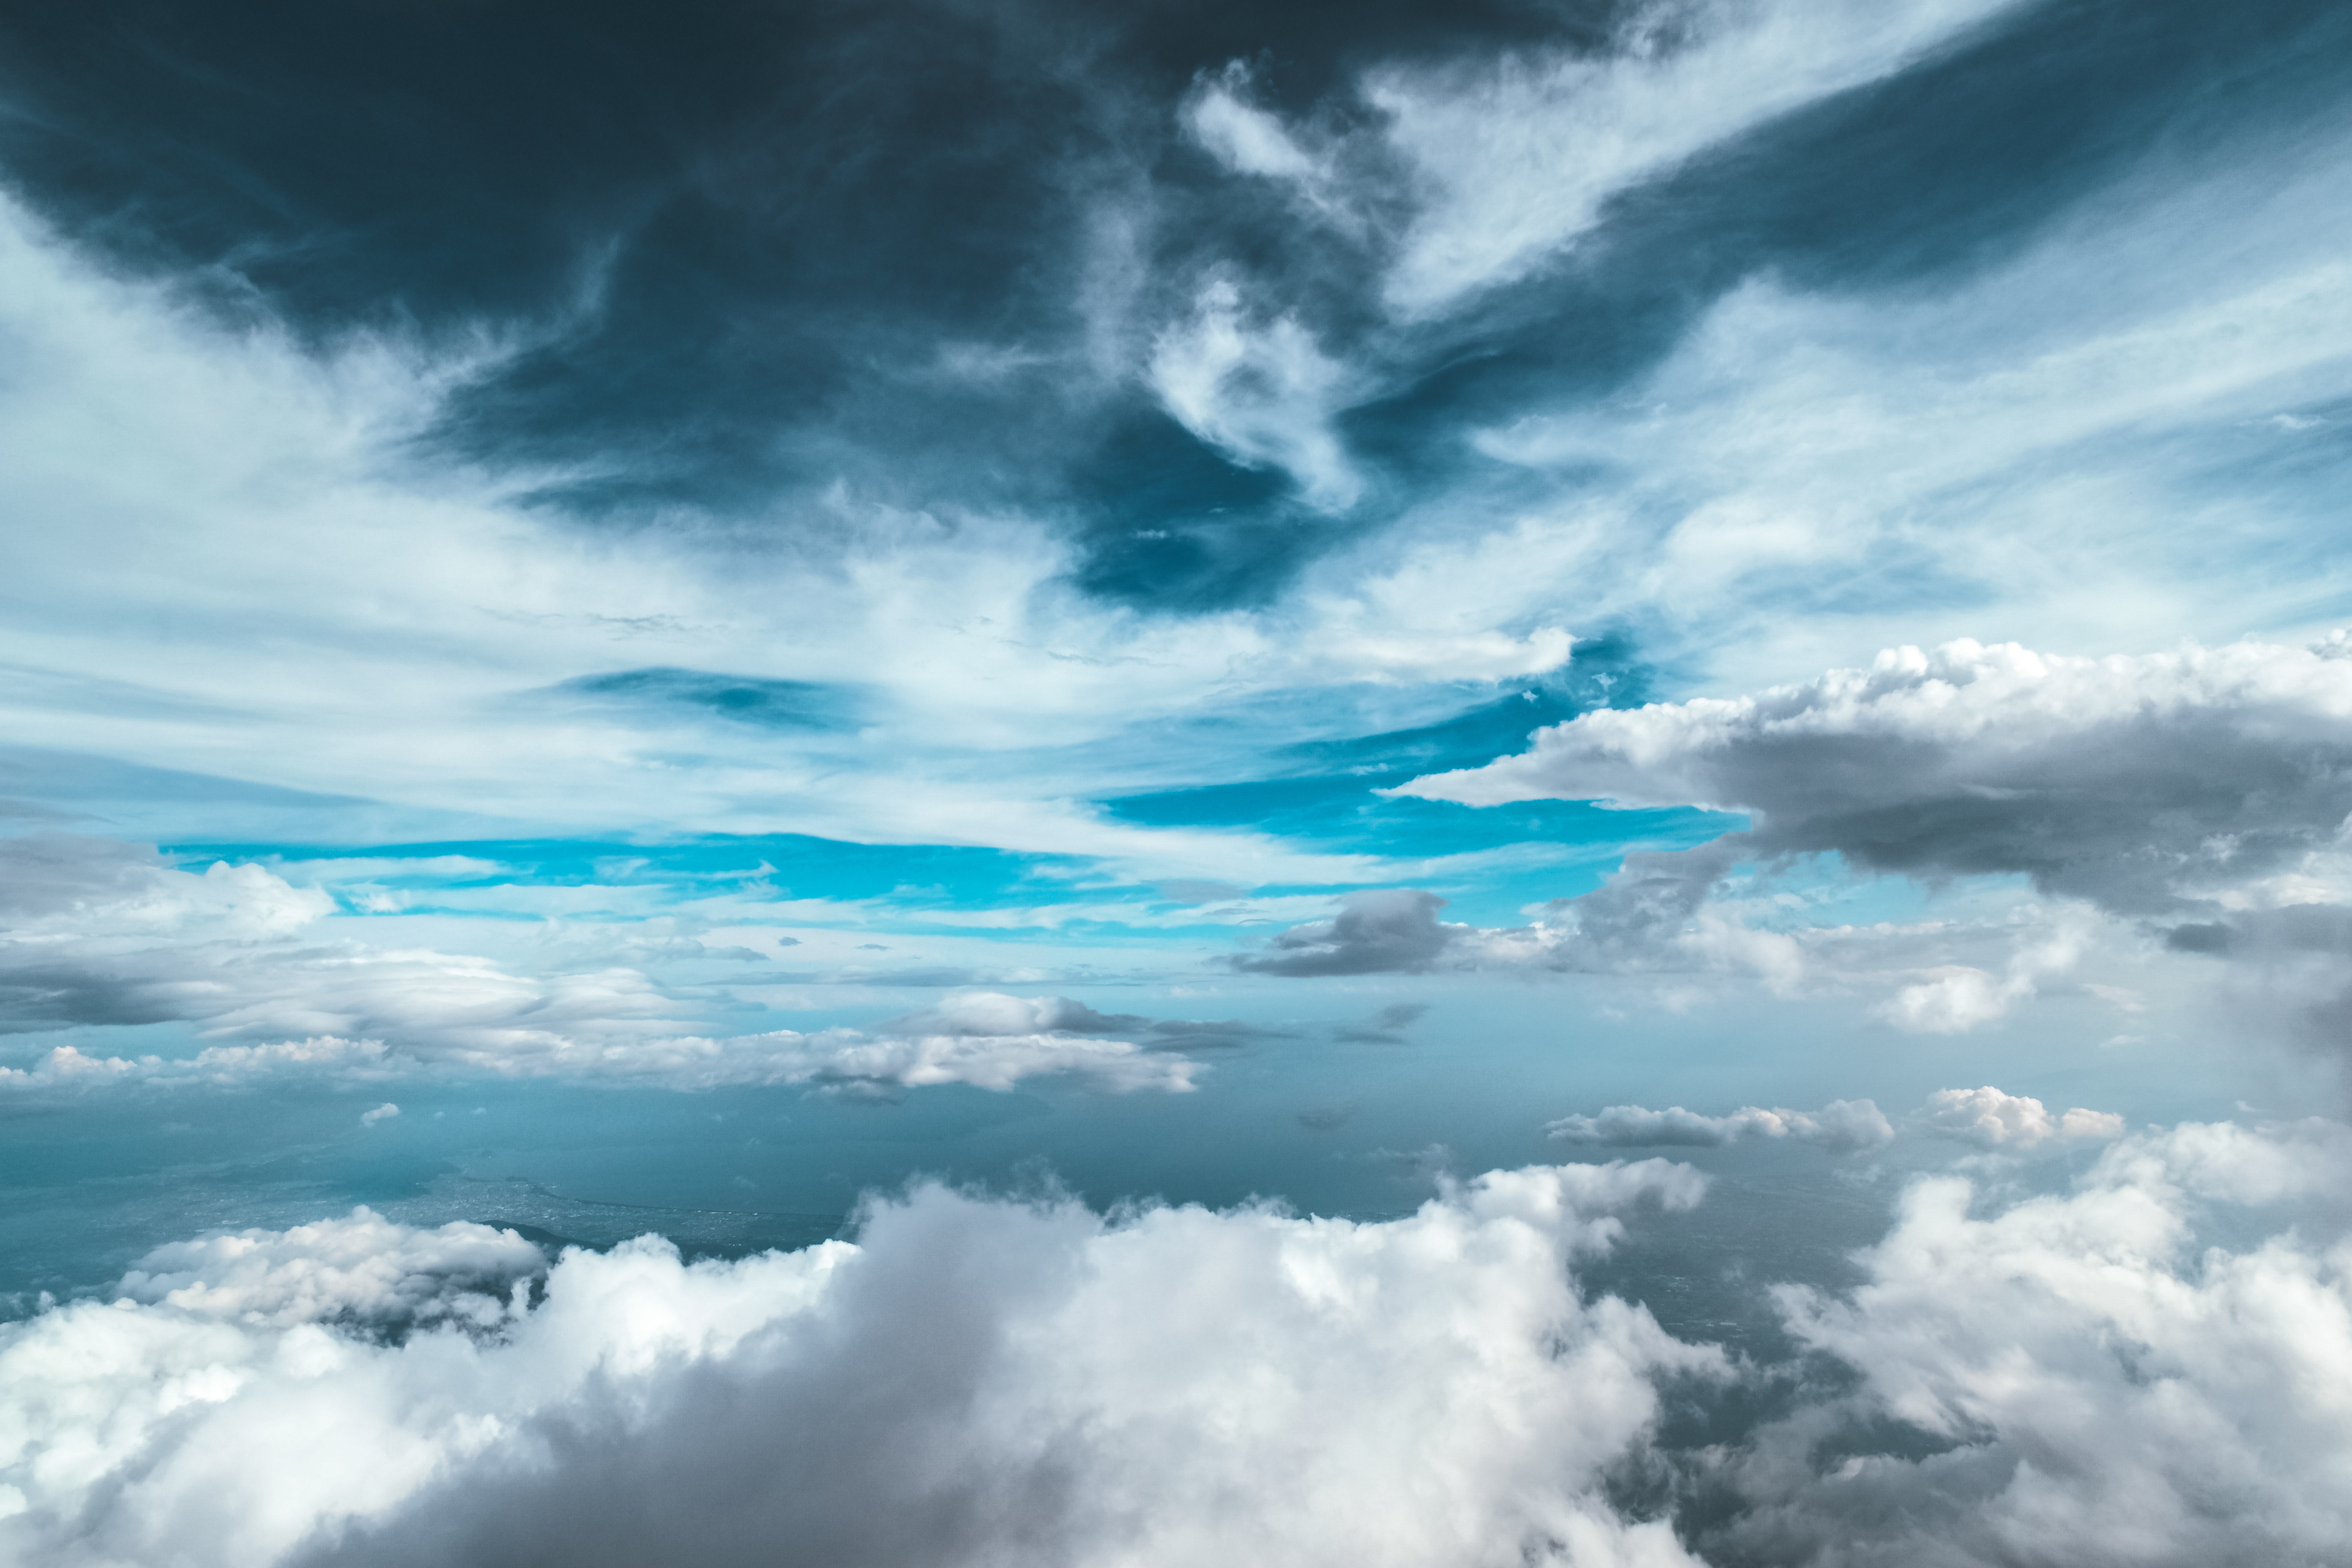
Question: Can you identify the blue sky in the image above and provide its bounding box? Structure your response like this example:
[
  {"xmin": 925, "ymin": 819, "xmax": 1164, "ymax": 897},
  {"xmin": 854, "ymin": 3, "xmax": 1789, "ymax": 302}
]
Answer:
[{"xmin": 6, "ymin": 2, "xmax": 2352, "ymax": 1563}]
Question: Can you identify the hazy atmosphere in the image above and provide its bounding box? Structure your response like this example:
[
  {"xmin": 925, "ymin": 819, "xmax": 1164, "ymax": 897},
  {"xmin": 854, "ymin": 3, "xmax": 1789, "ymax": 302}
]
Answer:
[{"xmin": 5, "ymin": 1, "xmax": 2352, "ymax": 1563}]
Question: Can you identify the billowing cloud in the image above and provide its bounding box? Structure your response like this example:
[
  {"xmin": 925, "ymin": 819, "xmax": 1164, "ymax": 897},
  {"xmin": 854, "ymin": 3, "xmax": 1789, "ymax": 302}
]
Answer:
[
  {"xmin": 1705, "ymin": 1119, "xmax": 2352, "ymax": 1565},
  {"xmin": 12, "ymin": 1121, "xmax": 2352, "ymax": 1567},
  {"xmin": 1549, "ymin": 1098, "xmax": 1892, "ymax": 1153},
  {"xmin": 0, "ymin": 1162, "xmax": 1714, "ymax": 1568}
]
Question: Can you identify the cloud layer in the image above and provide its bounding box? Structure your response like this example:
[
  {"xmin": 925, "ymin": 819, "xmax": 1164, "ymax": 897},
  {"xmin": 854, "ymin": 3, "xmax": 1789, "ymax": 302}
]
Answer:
[
  {"xmin": 7, "ymin": 1116, "xmax": 2352, "ymax": 1566},
  {"xmin": 1, "ymin": 1163, "xmax": 1712, "ymax": 1568}
]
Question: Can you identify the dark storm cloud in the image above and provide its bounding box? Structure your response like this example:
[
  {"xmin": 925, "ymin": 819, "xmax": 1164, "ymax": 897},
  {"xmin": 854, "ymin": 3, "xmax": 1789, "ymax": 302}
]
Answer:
[{"xmin": 8, "ymin": 0, "xmax": 2344, "ymax": 609}]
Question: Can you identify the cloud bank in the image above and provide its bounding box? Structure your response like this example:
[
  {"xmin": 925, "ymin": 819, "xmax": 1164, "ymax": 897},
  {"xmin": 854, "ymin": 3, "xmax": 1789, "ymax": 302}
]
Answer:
[
  {"xmin": 7, "ymin": 1116, "xmax": 2352, "ymax": 1566},
  {"xmin": 0, "ymin": 1163, "xmax": 1713, "ymax": 1568}
]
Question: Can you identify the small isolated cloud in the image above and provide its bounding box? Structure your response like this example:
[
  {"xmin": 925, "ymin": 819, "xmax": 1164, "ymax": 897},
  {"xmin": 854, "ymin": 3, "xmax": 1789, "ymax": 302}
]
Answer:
[
  {"xmin": 1185, "ymin": 62, "xmax": 1324, "ymax": 186},
  {"xmin": 358, "ymin": 1102, "xmax": 400, "ymax": 1126},
  {"xmin": 1549, "ymin": 1098, "xmax": 1893, "ymax": 1154},
  {"xmin": 1149, "ymin": 276, "xmax": 1362, "ymax": 511},
  {"xmin": 1230, "ymin": 890, "xmax": 1456, "ymax": 976},
  {"xmin": 1922, "ymin": 1085, "xmax": 2125, "ymax": 1149},
  {"xmin": 115, "ymin": 1207, "xmax": 542, "ymax": 1331}
]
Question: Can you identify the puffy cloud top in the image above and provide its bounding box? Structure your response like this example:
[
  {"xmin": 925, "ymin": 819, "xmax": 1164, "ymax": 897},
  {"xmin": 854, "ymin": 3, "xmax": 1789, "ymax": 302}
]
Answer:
[
  {"xmin": 1923, "ymin": 1085, "xmax": 2126, "ymax": 1149},
  {"xmin": 0, "ymin": 1164, "xmax": 1712, "ymax": 1568},
  {"xmin": 114, "ymin": 1209, "xmax": 543, "ymax": 1331}
]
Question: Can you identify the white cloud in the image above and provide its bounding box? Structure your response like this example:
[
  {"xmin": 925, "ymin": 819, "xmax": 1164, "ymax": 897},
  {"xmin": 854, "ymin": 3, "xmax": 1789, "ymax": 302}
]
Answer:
[
  {"xmin": 1370, "ymin": 0, "xmax": 2026, "ymax": 314},
  {"xmin": 114, "ymin": 1209, "xmax": 543, "ymax": 1331},
  {"xmin": 1921, "ymin": 1085, "xmax": 2125, "ymax": 1149},
  {"xmin": 0, "ymin": 1163, "xmax": 1714, "ymax": 1568},
  {"xmin": 357, "ymin": 1102, "xmax": 400, "ymax": 1126},
  {"xmin": 1185, "ymin": 64, "xmax": 1323, "ymax": 185},
  {"xmin": 1711, "ymin": 1119, "xmax": 2352, "ymax": 1565},
  {"xmin": 2, "ymin": 1021, "xmax": 1199, "ymax": 1099},
  {"xmin": 1148, "ymin": 276, "xmax": 1362, "ymax": 511},
  {"xmin": 1549, "ymin": 1097, "xmax": 1892, "ymax": 1153},
  {"xmin": 0, "ymin": 839, "xmax": 1207, "ymax": 1094},
  {"xmin": 14, "ymin": 1125, "xmax": 2352, "ymax": 1567}
]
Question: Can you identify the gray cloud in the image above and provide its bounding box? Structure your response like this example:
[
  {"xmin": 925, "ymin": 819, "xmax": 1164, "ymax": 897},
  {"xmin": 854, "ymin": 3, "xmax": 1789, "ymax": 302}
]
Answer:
[
  {"xmin": 1401, "ymin": 639, "xmax": 2352, "ymax": 919},
  {"xmin": 1228, "ymin": 889, "xmax": 1457, "ymax": 976}
]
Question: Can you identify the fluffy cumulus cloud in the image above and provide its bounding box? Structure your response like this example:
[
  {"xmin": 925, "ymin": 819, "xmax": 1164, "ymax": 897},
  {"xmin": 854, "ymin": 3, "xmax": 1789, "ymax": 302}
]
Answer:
[
  {"xmin": 0, "ymin": 1162, "xmax": 1714, "ymax": 1568},
  {"xmin": 1228, "ymin": 637, "xmax": 2352, "ymax": 1033},
  {"xmin": 1548, "ymin": 1098, "xmax": 1892, "ymax": 1153},
  {"xmin": 1707, "ymin": 1119, "xmax": 2352, "ymax": 1566},
  {"xmin": 11, "ymin": 1120, "xmax": 2352, "ymax": 1567},
  {"xmin": 1921, "ymin": 1085, "xmax": 2126, "ymax": 1149},
  {"xmin": 113, "ymin": 1210, "xmax": 545, "ymax": 1332}
]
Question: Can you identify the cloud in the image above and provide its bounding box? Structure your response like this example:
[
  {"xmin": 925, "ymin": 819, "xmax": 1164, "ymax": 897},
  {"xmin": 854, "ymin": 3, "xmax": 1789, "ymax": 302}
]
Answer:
[
  {"xmin": 1184, "ymin": 63, "xmax": 1325, "ymax": 188},
  {"xmin": 1401, "ymin": 637, "xmax": 2352, "ymax": 917},
  {"xmin": 1370, "ymin": 0, "xmax": 2029, "ymax": 314},
  {"xmin": 1921, "ymin": 1085, "xmax": 2126, "ymax": 1149},
  {"xmin": 14, "ymin": 1122, "xmax": 2352, "ymax": 1568},
  {"xmin": 0, "ymin": 838, "xmax": 1208, "ymax": 1094},
  {"xmin": 1357, "ymin": 637, "xmax": 2352, "ymax": 1032},
  {"xmin": 1549, "ymin": 1098, "xmax": 1893, "ymax": 1153},
  {"xmin": 0, "ymin": 1162, "xmax": 1714, "ymax": 1568},
  {"xmin": 114, "ymin": 1209, "xmax": 544, "ymax": 1332},
  {"xmin": 1229, "ymin": 888, "xmax": 1457, "ymax": 976},
  {"xmin": 1148, "ymin": 276, "xmax": 1362, "ymax": 511},
  {"xmin": 358, "ymin": 1102, "xmax": 400, "ymax": 1126},
  {"xmin": 1703, "ymin": 1118, "xmax": 2352, "ymax": 1566},
  {"xmin": 2, "ymin": 1021, "xmax": 1200, "ymax": 1099},
  {"xmin": 1227, "ymin": 861, "xmax": 2014, "ymax": 1022}
]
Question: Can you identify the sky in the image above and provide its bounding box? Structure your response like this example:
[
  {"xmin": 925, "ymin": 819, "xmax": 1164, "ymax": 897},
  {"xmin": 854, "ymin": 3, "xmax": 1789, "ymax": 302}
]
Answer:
[{"xmin": 5, "ymin": 0, "xmax": 2352, "ymax": 1563}]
